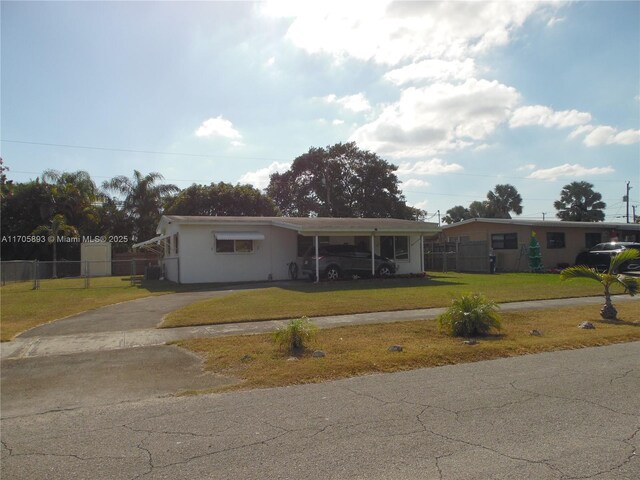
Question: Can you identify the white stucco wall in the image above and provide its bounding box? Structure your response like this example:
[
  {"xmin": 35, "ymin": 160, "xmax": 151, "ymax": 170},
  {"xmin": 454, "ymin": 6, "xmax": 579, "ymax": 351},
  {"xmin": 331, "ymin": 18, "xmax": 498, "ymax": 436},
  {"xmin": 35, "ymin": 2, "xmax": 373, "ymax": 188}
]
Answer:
[
  {"xmin": 174, "ymin": 224, "xmax": 298, "ymax": 284},
  {"xmin": 405, "ymin": 235, "xmax": 424, "ymax": 274}
]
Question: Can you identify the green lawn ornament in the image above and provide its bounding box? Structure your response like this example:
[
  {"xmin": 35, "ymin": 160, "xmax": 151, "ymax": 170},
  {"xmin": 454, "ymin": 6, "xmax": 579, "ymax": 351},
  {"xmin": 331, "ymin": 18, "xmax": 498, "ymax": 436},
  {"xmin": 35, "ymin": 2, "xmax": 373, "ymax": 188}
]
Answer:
[{"xmin": 528, "ymin": 231, "xmax": 544, "ymax": 272}]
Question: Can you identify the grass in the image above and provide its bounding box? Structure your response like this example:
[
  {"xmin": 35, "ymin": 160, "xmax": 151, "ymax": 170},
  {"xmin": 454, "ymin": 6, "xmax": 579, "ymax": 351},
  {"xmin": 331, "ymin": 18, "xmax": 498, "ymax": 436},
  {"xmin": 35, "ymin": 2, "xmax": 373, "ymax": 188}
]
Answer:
[
  {"xmin": 163, "ymin": 272, "xmax": 609, "ymax": 328},
  {"xmin": 0, "ymin": 276, "xmax": 209, "ymax": 341},
  {"xmin": 175, "ymin": 303, "xmax": 640, "ymax": 393}
]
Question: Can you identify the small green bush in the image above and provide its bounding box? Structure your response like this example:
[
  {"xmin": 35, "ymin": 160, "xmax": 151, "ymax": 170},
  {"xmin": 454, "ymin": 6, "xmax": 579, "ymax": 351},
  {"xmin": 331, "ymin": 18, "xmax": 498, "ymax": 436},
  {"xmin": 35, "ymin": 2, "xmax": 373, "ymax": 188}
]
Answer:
[
  {"xmin": 273, "ymin": 317, "xmax": 318, "ymax": 353},
  {"xmin": 437, "ymin": 293, "xmax": 502, "ymax": 337}
]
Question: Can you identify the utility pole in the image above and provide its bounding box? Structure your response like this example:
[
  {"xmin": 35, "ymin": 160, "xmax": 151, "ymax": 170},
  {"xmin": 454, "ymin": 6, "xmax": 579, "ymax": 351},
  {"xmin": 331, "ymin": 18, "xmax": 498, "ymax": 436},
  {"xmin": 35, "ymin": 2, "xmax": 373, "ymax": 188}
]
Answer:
[
  {"xmin": 542, "ymin": 212, "xmax": 546, "ymax": 221},
  {"xmin": 437, "ymin": 210, "xmax": 441, "ymax": 226},
  {"xmin": 625, "ymin": 181, "xmax": 632, "ymax": 223}
]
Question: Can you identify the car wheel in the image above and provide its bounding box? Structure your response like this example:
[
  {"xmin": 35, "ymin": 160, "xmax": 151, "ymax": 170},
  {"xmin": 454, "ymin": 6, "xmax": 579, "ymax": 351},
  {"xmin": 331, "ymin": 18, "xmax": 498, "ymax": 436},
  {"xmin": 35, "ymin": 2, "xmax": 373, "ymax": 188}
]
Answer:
[
  {"xmin": 377, "ymin": 265, "xmax": 393, "ymax": 277},
  {"xmin": 325, "ymin": 266, "xmax": 341, "ymax": 281}
]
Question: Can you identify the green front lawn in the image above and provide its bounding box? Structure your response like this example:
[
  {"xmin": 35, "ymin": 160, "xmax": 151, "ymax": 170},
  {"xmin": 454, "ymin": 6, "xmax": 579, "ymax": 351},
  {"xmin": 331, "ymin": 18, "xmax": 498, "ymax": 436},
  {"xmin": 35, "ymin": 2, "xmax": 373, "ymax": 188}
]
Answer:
[
  {"xmin": 163, "ymin": 273, "xmax": 608, "ymax": 328},
  {"xmin": 1, "ymin": 277, "xmax": 198, "ymax": 341}
]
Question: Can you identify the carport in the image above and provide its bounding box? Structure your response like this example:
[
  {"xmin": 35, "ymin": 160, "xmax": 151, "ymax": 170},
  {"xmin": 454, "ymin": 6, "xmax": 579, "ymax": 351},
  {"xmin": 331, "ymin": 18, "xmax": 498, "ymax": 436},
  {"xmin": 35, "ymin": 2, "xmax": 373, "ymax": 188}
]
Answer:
[{"xmin": 271, "ymin": 217, "xmax": 441, "ymax": 281}]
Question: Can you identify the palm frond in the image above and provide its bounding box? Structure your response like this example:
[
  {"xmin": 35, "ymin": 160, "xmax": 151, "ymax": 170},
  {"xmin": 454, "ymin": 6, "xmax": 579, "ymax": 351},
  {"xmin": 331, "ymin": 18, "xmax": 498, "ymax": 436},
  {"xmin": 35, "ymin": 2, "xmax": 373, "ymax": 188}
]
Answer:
[
  {"xmin": 615, "ymin": 275, "xmax": 639, "ymax": 296},
  {"xmin": 560, "ymin": 266, "xmax": 602, "ymax": 283},
  {"xmin": 609, "ymin": 249, "xmax": 640, "ymax": 273}
]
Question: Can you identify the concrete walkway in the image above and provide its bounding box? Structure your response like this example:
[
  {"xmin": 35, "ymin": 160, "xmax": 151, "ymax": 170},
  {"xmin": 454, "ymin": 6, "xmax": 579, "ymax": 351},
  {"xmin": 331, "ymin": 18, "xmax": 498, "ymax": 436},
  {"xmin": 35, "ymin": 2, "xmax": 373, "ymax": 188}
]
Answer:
[{"xmin": 2, "ymin": 294, "xmax": 638, "ymax": 360}]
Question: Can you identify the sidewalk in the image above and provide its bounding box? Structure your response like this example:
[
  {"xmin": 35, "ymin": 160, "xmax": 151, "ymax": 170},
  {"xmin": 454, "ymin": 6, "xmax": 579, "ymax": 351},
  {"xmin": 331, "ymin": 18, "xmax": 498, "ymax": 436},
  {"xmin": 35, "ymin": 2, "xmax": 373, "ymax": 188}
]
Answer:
[{"xmin": 2, "ymin": 295, "xmax": 638, "ymax": 360}]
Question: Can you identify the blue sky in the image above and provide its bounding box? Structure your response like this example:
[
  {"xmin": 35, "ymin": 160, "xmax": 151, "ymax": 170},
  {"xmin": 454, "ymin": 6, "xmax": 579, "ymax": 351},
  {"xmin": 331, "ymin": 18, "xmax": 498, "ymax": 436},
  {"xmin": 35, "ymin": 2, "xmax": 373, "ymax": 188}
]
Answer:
[{"xmin": 2, "ymin": 1, "xmax": 639, "ymax": 223}]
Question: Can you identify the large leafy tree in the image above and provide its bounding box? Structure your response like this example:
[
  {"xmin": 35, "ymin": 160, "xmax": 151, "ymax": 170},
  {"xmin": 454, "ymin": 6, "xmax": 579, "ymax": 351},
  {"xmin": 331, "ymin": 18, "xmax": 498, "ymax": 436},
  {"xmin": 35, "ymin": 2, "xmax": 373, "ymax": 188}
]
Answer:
[
  {"xmin": 442, "ymin": 205, "xmax": 472, "ymax": 224},
  {"xmin": 267, "ymin": 142, "xmax": 422, "ymax": 219},
  {"xmin": 165, "ymin": 182, "xmax": 279, "ymax": 216},
  {"xmin": 102, "ymin": 170, "xmax": 178, "ymax": 242},
  {"xmin": 0, "ymin": 180, "xmax": 53, "ymax": 259},
  {"xmin": 554, "ymin": 181, "xmax": 606, "ymax": 222}
]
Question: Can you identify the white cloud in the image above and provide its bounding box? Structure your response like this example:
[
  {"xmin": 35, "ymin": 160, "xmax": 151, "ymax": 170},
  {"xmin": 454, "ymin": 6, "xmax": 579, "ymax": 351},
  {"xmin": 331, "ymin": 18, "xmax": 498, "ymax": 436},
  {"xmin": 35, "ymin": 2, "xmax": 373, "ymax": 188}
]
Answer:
[
  {"xmin": 509, "ymin": 105, "xmax": 591, "ymax": 129},
  {"xmin": 384, "ymin": 58, "xmax": 477, "ymax": 85},
  {"xmin": 323, "ymin": 93, "xmax": 371, "ymax": 112},
  {"xmin": 409, "ymin": 200, "xmax": 429, "ymax": 211},
  {"xmin": 265, "ymin": 56, "xmax": 276, "ymax": 67},
  {"xmin": 583, "ymin": 126, "xmax": 640, "ymax": 146},
  {"xmin": 518, "ymin": 164, "xmax": 537, "ymax": 171},
  {"xmin": 350, "ymin": 79, "xmax": 520, "ymax": 157},
  {"xmin": 397, "ymin": 159, "xmax": 463, "ymax": 176},
  {"xmin": 569, "ymin": 124, "xmax": 640, "ymax": 146},
  {"xmin": 263, "ymin": 1, "xmax": 547, "ymax": 65},
  {"xmin": 568, "ymin": 124, "xmax": 595, "ymax": 139},
  {"xmin": 527, "ymin": 163, "xmax": 614, "ymax": 181},
  {"xmin": 402, "ymin": 178, "xmax": 430, "ymax": 189},
  {"xmin": 547, "ymin": 16, "xmax": 565, "ymax": 27},
  {"xmin": 195, "ymin": 116, "xmax": 242, "ymax": 140},
  {"xmin": 238, "ymin": 161, "xmax": 291, "ymax": 189},
  {"xmin": 332, "ymin": 119, "xmax": 345, "ymax": 125}
]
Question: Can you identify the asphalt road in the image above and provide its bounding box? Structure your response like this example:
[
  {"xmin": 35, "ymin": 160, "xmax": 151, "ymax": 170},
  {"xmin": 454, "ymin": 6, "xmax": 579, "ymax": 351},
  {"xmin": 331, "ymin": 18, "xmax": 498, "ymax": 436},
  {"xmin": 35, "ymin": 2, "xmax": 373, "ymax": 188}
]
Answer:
[{"xmin": 2, "ymin": 342, "xmax": 639, "ymax": 480}]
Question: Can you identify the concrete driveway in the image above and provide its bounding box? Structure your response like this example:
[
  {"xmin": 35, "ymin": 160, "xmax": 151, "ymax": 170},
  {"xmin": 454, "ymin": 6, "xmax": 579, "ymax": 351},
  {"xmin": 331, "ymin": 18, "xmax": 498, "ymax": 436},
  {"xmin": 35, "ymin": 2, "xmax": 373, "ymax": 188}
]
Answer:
[
  {"xmin": 2, "ymin": 342, "xmax": 638, "ymax": 479},
  {"xmin": 18, "ymin": 290, "xmax": 236, "ymax": 337}
]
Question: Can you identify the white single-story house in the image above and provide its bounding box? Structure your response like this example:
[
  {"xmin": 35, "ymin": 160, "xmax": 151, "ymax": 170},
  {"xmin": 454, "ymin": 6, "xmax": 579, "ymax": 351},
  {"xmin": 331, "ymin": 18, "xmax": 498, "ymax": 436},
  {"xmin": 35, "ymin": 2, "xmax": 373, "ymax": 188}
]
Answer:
[
  {"xmin": 133, "ymin": 216, "xmax": 440, "ymax": 284},
  {"xmin": 441, "ymin": 218, "xmax": 640, "ymax": 272}
]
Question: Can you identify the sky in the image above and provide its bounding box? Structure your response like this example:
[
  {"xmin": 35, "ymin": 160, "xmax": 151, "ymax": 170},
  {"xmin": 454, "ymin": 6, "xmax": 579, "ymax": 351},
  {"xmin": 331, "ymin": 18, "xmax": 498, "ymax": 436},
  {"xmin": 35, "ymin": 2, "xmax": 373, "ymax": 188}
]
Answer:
[{"xmin": 1, "ymin": 0, "xmax": 639, "ymax": 223}]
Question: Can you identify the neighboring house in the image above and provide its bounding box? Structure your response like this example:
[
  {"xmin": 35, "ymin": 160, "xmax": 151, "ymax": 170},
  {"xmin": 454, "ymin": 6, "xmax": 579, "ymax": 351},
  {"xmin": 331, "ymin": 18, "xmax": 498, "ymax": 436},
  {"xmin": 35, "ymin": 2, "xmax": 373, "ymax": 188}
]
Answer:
[
  {"xmin": 441, "ymin": 218, "xmax": 640, "ymax": 272},
  {"xmin": 133, "ymin": 216, "xmax": 440, "ymax": 284}
]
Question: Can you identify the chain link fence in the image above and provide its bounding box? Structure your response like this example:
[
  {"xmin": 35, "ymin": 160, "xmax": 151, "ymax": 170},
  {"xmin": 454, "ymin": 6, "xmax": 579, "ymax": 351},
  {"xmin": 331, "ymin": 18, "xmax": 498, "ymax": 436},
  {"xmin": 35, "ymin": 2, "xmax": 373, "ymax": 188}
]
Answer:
[
  {"xmin": 1, "ymin": 258, "xmax": 167, "ymax": 289},
  {"xmin": 424, "ymin": 241, "xmax": 491, "ymax": 273}
]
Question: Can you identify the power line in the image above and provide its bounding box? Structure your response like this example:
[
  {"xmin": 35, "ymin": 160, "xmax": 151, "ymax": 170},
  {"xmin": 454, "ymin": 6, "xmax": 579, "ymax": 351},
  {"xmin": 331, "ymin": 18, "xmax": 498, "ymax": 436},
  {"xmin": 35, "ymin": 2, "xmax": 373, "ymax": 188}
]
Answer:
[
  {"xmin": 0, "ymin": 139, "xmax": 286, "ymax": 162},
  {"xmin": 2, "ymin": 138, "xmax": 633, "ymax": 184}
]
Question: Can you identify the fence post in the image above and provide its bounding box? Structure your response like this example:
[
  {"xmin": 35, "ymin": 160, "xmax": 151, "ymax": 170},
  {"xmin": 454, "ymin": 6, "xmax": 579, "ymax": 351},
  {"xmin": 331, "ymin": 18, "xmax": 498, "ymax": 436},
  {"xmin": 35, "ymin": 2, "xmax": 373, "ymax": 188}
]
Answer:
[
  {"xmin": 130, "ymin": 259, "xmax": 135, "ymax": 286},
  {"xmin": 32, "ymin": 260, "xmax": 39, "ymax": 290},
  {"xmin": 84, "ymin": 261, "xmax": 90, "ymax": 288}
]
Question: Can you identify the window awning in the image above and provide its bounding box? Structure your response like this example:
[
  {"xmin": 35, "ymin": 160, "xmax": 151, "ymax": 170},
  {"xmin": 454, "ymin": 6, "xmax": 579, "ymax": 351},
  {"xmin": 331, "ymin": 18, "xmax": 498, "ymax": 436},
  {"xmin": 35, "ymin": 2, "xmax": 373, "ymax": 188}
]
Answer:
[
  {"xmin": 132, "ymin": 234, "xmax": 171, "ymax": 250},
  {"xmin": 214, "ymin": 232, "xmax": 265, "ymax": 241}
]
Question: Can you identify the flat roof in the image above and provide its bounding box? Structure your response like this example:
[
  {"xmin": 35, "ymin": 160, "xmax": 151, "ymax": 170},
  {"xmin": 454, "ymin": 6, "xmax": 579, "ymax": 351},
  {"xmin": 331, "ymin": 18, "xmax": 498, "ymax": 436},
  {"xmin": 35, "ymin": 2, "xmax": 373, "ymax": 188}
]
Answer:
[
  {"xmin": 159, "ymin": 215, "xmax": 440, "ymax": 235},
  {"xmin": 442, "ymin": 218, "xmax": 640, "ymax": 230}
]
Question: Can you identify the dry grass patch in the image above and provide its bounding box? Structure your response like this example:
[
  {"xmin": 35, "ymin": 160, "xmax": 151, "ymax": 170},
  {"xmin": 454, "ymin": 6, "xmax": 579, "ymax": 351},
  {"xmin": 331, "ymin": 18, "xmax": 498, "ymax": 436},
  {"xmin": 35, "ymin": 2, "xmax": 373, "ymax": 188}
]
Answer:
[{"xmin": 176, "ymin": 303, "xmax": 640, "ymax": 393}]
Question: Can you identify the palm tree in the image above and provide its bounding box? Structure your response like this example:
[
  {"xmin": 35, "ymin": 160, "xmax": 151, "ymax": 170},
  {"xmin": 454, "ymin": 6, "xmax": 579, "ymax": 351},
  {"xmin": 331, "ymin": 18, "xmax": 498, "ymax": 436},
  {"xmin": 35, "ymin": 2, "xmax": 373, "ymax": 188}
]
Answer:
[
  {"xmin": 102, "ymin": 170, "xmax": 178, "ymax": 241},
  {"xmin": 554, "ymin": 181, "xmax": 606, "ymax": 222},
  {"xmin": 42, "ymin": 170, "xmax": 101, "ymax": 231},
  {"xmin": 32, "ymin": 214, "xmax": 79, "ymax": 278},
  {"xmin": 486, "ymin": 184, "xmax": 523, "ymax": 219},
  {"xmin": 560, "ymin": 249, "xmax": 639, "ymax": 320}
]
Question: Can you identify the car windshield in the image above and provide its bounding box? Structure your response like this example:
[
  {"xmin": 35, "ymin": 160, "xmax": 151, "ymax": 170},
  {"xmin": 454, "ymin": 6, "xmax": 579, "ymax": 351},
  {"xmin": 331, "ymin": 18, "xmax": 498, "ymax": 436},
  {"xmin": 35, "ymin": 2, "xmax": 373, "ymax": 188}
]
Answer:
[{"xmin": 593, "ymin": 243, "xmax": 622, "ymax": 251}]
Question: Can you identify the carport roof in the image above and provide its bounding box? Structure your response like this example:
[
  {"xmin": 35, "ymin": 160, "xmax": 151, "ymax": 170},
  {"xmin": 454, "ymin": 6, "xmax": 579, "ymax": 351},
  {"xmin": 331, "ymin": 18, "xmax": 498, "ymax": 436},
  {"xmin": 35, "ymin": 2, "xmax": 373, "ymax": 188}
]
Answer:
[{"xmin": 159, "ymin": 215, "xmax": 440, "ymax": 236}]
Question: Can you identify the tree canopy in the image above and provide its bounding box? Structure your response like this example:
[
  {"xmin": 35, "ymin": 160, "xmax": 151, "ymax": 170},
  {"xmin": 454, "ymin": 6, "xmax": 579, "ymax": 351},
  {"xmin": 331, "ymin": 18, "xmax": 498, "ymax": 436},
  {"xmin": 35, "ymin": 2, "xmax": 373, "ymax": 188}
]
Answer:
[
  {"xmin": 554, "ymin": 181, "xmax": 606, "ymax": 222},
  {"xmin": 102, "ymin": 170, "xmax": 179, "ymax": 242},
  {"xmin": 165, "ymin": 182, "xmax": 278, "ymax": 217},
  {"xmin": 443, "ymin": 184, "xmax": 523, "ymax": 224},
  {"xmin": 267, "ymin": 142, "xmax": 422, "ymax": 219}
]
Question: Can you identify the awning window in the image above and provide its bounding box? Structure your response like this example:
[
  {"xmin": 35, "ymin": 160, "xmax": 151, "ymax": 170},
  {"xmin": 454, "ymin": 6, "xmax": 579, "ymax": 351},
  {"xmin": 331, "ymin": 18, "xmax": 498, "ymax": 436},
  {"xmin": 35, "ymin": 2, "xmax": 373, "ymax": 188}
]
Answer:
[
  {"xmin": 214, "ymin": 232, "xmax": 265, "ymax": 241},
  {"xmin": 132, "ymin": 234, "xmax": 171, "ymax": 250}
]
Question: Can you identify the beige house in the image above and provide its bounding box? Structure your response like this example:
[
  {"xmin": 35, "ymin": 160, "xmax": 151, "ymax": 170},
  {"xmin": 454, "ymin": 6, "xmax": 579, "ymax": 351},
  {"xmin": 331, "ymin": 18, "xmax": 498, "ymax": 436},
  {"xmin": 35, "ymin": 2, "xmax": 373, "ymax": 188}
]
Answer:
[{"xmin": 441, "ymin": 218, "xmax": 640, "ymax": 272}]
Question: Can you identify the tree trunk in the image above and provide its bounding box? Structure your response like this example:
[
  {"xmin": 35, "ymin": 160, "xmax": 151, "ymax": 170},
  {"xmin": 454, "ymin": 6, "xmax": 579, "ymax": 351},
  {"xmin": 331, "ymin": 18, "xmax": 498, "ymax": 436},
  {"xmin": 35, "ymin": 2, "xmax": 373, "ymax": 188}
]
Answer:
[
  {"xmin": 52, "ymin": 241, "xmax": 58, "ymax": 279},
  {"xmin": 600, "ymin": 287, "xmax": 617, "ymax": 320}
]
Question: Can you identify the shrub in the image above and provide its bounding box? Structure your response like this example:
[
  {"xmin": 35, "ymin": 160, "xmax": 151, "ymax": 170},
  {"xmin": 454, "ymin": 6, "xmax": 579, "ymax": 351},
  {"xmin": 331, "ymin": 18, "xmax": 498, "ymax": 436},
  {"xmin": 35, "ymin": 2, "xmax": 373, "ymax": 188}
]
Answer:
[
  {"xmin": 437, "ymin": 293, "xmax": 502, "ymax": 337},
  {"xmin": 273, "ymin": 317, "xmax": 318, "ymax": 353}
]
